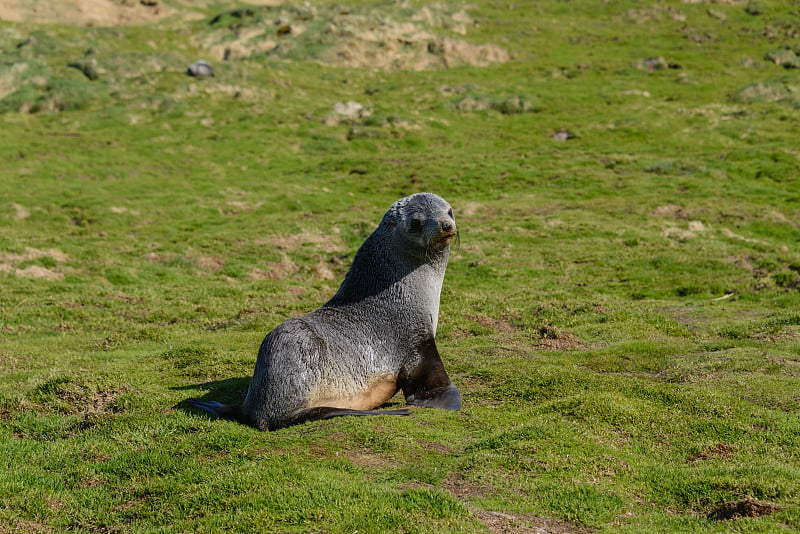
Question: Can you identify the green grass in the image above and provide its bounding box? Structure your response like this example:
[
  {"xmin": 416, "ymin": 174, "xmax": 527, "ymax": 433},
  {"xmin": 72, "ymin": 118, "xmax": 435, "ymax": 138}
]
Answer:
[{"xmin": 1, "ymin": 0, "xmax": 800, "ymax": 531}]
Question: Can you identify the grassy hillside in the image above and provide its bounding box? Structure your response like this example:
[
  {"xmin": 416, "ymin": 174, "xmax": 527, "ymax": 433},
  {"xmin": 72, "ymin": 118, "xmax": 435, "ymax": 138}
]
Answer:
[{"xmin": 1, "ymin": 0, "xmax": 799, "ymax": 532}]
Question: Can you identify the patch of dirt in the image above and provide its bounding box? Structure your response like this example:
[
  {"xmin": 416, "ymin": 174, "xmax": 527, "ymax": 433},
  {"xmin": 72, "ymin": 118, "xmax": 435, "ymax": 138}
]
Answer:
[
  {"xmin": 476, "ymin": 510, "xmax": 597, "ymax": 534},
  {"xmin": 186, "ymin": 249, "xmax": 225, "ymax": 272},
  {"xmin": 197, "ymin": 3, "xmax": 509, "ymax": 71},
  {"xmin": 0, "ymin": 247, "xmax": 70, "ymax": 280},
  {"xmin": 28, "ymin": 376, "xmax": 130, "ymax": 416},
  {"xmin": 10, "ymin": 202, "xmax": 30, "ymax": 220},
  {"xmin": 0, "ymin": 0, "xmax": 176, "ymax": 27},
  {"xmin": 407, "ymin": 475, "xmax": 556, "ymax": 532},
  {"xmin": 457, "ymin": 202, "xmax": 498, "ymax": 223},
  {"xmin": 721, "ymin": 228, "xmax": 769, "ymax": 246},
  {"xmin": 13, "ymin": 265, "xmax": 63, "ymax": 281},
  {"xmin": 758, "ymin": 325, "xmax": 800, "ymax": 342},
  {"xmin": 1, "ymin": 519, "xmax": 53, "ymax": 533},
  {"xmin": 109, "ymin": 206, "xmax": 140, "ymax": 215},
  {"xmin": 687, "ymin": 443, "xmax": 735, "ymax": 463},
  {"xmin": 467, "ymin": 313, "xmax": 517, "ymax": 333},
  {"xmin": 651, "ymin": 204, "xmax": 692, "ymax": 220},
  {"xmin": 623, "ymin": 5, "xmax": 687, "ymax": 24},
  {"xmin": 259, "ymin": 231, "xmax": 346, "ymax": 254},
  {"xmin": 736, "ymin": 82, "xmax": 789, "ymax": 103},
  {"xmin": 250, "ymin": 253, "xmax": 298, "ymax": 281},
  {"xmin": 286, "ymin": 285, "xmax": 307, "ymax": 297},
  {"xmin": 144, "ymin": 251, "xmax": 176, "ymax": 264},
  {"xmin": 0, "ymin": 247, "xmax": 69, "ymax": 263},
  {"xmin": 114, "ymin": 495, "xmax": 147, "ymax": 512},
  {"xmin": 312, "ymin": 260, "xmax": 336, "ymax": 281},
  {"xmin": 219, "ymin": 200, "xmax": 263, "ymax": 215},
  {"xmin": 769, "ymin": 210, "xmax": 800, "ymax": 229},
  {"xmin": 661, "ymin": 221, "xmax": 707, "ymax": 240},
  {"xmin": 731, "ymin": 254, "xmax": 763, "ymax": 274},
  {"xmin": 707, "ymin": 497, "xmax": 782, "ymax": 520},
  {"xmin": 346, "ymin": 449, "xmax": 392, "ymax": 469},
  {"xmin": 534, "ymin": 325, "xmax": 586, "ymax": 351},
  {"xmin": 419, "ymin": 440, "xmax": 451, "ymax": 454},
  {"xmin": 443, "ymin": 473, "xmax": 494, "ymax": 500}
]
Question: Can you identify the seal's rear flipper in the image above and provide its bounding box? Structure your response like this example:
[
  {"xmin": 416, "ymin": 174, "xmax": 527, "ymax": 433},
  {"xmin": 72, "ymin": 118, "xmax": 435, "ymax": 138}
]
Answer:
[
  {"xmin": 283, "ymin": 407, "xmax": 411, "ymax": 428},
  {"xmin": 187, "ymin": 399, "xmax": 242, "ymax": 421}
]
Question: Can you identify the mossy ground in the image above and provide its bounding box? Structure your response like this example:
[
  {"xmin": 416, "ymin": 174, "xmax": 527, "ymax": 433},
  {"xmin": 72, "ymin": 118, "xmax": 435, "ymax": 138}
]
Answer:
[{"xmin": 1, "ymin": 0, "xmax": 799, "ymax": 532}]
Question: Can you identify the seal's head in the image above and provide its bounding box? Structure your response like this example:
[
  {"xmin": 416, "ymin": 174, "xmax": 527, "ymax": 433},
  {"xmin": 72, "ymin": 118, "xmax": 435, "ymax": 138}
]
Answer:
[{"xmin": 383, "ymin": 193, "xmax": 457, "ymax": 255}]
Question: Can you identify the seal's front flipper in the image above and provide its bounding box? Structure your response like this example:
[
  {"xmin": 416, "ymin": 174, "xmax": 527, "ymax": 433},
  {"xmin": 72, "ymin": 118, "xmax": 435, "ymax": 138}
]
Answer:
[
  {"xmin": 406, "ymin": 384, "xmax": 461, "ymax": 410},
  {"xmin": 401, "ymin": 337, "xmax": 462, "ymax": 411},
  {"xmin": 281, "ymin": 407, "xmax": 411, "ymax": 429}
]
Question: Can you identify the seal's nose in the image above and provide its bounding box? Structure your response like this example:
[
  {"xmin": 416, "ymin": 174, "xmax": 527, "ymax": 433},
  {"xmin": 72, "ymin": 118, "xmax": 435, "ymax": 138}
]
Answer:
[{"xmin": 440, "ymin": 219, "xmax": 454, "ymax": 233}]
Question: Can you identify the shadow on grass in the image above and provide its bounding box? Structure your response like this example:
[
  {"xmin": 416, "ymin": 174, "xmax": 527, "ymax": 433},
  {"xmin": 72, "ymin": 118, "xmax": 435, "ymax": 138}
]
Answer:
[{"xmin": 171, "ymin": 377, "xmax": 250, "ymax": 416}]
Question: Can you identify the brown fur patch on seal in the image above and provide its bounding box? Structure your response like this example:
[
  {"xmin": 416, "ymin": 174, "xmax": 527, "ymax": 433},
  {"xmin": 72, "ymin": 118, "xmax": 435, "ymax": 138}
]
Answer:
[{"xmin": 307, "ymin": 374, "xmax": 398, "ymax": 411}]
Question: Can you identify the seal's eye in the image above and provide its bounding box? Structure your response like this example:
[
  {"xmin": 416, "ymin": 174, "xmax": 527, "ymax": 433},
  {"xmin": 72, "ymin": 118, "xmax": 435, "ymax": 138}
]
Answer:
[
  {"xmin": 447, "ymin": 208, "xmax": 453, "ymax": 219},
  {"xmin": 409, "ymin": 219, "xmax": 423, "ymax": 233}
]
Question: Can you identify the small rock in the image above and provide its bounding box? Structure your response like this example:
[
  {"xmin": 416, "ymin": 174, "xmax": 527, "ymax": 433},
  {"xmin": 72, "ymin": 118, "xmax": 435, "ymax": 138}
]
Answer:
[
  {"xmin": 186, "ymin": 60, "xmax": 214, "ymax": 77},
  {"xmin": 327, "ymin": 101, "xmax": 371, "ymax": 124},
  {"xmin": 550, "ymin": 129, "xmax": 575, "ymax": 142}
]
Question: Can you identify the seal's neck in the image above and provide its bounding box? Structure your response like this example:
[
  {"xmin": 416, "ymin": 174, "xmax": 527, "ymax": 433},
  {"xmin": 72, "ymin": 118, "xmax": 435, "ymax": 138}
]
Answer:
[{"xmin": 324, "ymin": 228, "xmax": 449, "ymax": 324}]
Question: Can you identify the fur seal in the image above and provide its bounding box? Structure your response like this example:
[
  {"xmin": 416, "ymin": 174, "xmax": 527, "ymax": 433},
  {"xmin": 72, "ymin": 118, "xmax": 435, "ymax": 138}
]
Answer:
[{"xmin": 189, "ymin": 192, "xmax": 461, "ymax": 430}]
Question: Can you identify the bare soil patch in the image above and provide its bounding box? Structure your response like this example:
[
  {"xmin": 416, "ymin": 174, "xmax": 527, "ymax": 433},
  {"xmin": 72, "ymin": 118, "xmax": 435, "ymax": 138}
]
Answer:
[
  {"xmin": 467, "ymin": 313, "xmax": 517, "ymax": 333},
  {"xmin": 0, "ymin": 0, "xmax": 175, "ymax": 26},
  {"xmin": 0, "ymin": 247, "xmax": 69, "ymax": 263},
  {"xmin": 687, "ymin": 443, "xmax": 735, "ymax": 464},
  {"xmin": 258, "ymin": 231, "xmax": 346, "ymax": 254},
  {"xmin": 707, "ymin": 497, "xmax": 782, "ymax": 520},
  {"xmin": 186, "ymin": 249, "xmax": 225, "ymax": 273},
  {"xmin": 249, "ymin": 253, "xmax": 298, "ymax": 281},
  {"xmin": 534, "ymin": 325, "xmax": 586, "ymax": 351},
  {"xmin": 13, "ymin": 265, "xmax": 63, "ymax": 281},
  {"xmin": 443, "ymin": 473, "xmax": 494, "ymax": 500},
  {"xmin": 346, "ymin": 449, "xmax": 392, "ymax": 469},
  {"xmin": 10, "ymin": 202, "xmax": 30, "ymax": 219},
  {"xmin": 0, "ymin": 247, "xmax": 70, "ymax": 280},
  {"xmin": 197, "ymin": 3, "xmax": 509, "ymax": 71},
  {"xmin": 28, "ymin": 376, "xmax": 130, "ymax": 416},
  {"xmin": 651, "ymin": 204, "xmax": 692, "ymax": 220},
  {"xmin": 418, "ymin": 440, "xmax": 451, "ymax": 454},
  {"xmin": 476, "ymin": 510, "xmax": 597, "ymax": 534},
  {"xmin": 0, "ymin": 519, "xmax": 53, "ymax": 534}
]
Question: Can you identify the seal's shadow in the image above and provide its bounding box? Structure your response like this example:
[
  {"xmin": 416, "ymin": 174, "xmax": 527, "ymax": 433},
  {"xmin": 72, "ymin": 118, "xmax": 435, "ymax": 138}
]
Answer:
[{"xmin": 172, "ymin": 377, "xmax": 249, "ymax": 414}]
